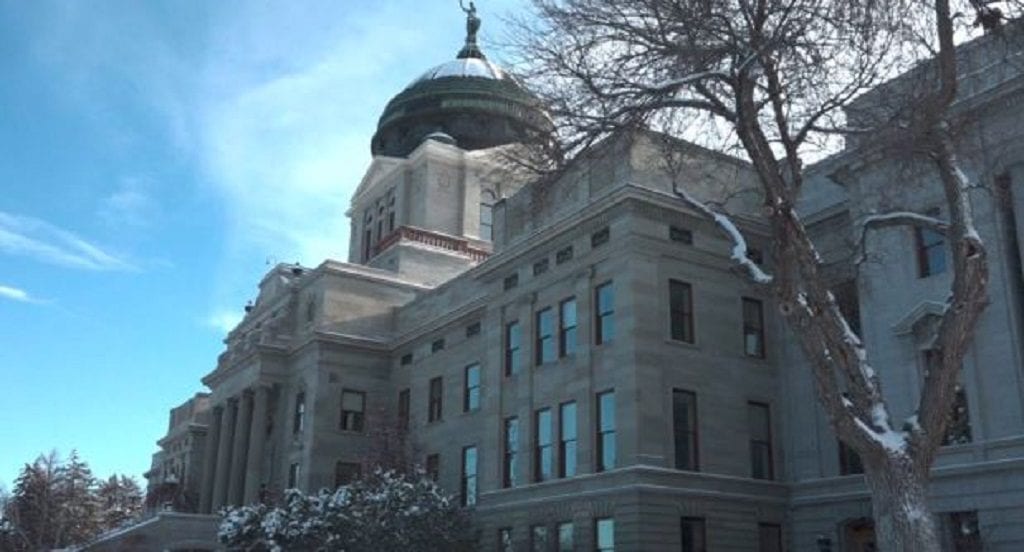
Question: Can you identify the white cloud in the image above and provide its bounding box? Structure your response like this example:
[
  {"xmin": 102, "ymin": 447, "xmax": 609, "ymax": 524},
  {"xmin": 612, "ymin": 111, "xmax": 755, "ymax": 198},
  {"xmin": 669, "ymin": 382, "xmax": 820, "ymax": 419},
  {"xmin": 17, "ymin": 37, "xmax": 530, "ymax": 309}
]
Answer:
[
  {"xmin": 98, "ymin": 176, "xmax": 159, "ymax": 229},
  {"xmin": 0, "ymin": 211, "xmax": 135, "ymax": 271},
  {"xmin": 0, "ymin": 284, "xmax": 36, "ymax": 304},
  {"xmin": 204, "ymin": 309, "xmax": 242, "ymax": 335}
]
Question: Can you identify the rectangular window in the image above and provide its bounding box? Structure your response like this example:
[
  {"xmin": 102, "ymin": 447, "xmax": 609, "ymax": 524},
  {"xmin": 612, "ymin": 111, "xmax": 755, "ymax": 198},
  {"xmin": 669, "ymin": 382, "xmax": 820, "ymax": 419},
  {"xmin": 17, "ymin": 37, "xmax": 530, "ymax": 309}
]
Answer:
[
  {"xmin": 758, "ymin": 523, "xmax": 782, "ymax": 552},
  {"xmin": 334, "ymin": 461, "xmax": 361, "ymax": 487},
  {"xmin": 498, "ymin": 527, "xmax": 513, "ymax": 552},
  {"xmin": 400, "ymin": 353, "xmax": 413, "ymax": 366},
  {"xmin": 597, "ymin": 391, "xmax": 616, "ymax": 471},
  {"xmin": 591, "ymin": 227, "xmax": 610, "ymax": 248},
  {"xmin": 428, "ymin": 377, "xmax": 443, "ymax": 422},
  {"xmin": 504, "ymin": 273, "xmax": 519, "ymax": 290},
  {"xmin": 461, "ymin": 445, "xmax": 477, "ymax": 506},
  {"xmin": 503, "ymin": 417, "xmax": 519, "ymax": 488},
  {"xmin": 506, "ymin": 321, "xmax": 522, "ymax": 376},
  {"xmin": 432, "ymin": 338, "xmax": 446, "ymax": 353},
  {"xmin": 673, "ymin": 390, "xmax": 699, "ymax": 471},
  {"xmin": 466, "ymin": 321, "xmax": 481, "ymax": 338},
  {"xmin": 595, "ymin": 281, "xmax": 615, "ymax": 345},
  {"xmin": 425, "ymin": 453, "xmax": 440, "ymax": 481},
  {"xmin": 838, "ymin": 439, "xmax": 864, "ymax": 475},
  {"xmin": 287, "ymin": 462, "xmax": 300, "ymax": 488},
  {"xmin": 915, "ymin": 215, "xmax": 947, "ymax": 278},
  {"xmin": 536, "ymin": 307, "xmax": 556, "ymax": 365},
  {"xmin": 556, "ymin": 245, "xmax": 574, "ymax": 264},
  {"xmin": 680, "ymin": 517, "xmax": 706, "ymax": 552},
  {"xmin": 917, "ymin": 229, "xmax": 946, "ymax": 278},
  {"xmin": 669, "ymin": 225, "xmax": 693, "ymax": 244},
  {"xmin": 340, "ymin": 390, "xmax": 366, "ymax": 432},
  {"xmin": 557, "ymin": 522, "xmax": 574, "ymax": 552},
  {"xmin": 533, "ymin": 258, "xmax": 549, "ymax": 276},
  {"xmin": 293, "ymin": 392, "xmax": 306, "ymax": 434},
  {"xmin": 480, "ymin": 200, "xmax": 493, "ymax": 242},
  {"xmin": 670, "ymin": 280, "xmax": 694, "ymax": 343},
  {"xmin": 925, "ymin": 350, "xmax": 973, "ymax": 445},
  {"xmin": 560, "ymin": 297, "xmax": 578, "ymax": 357},
  {"xmin": 833, "ymin": 280, "xmax": 862, "ymax": 337},
  {"xmin": 398, "ymin": 389, "xmax": 410, "ymax": 430},
  {"xmin": 559, "ymin": 401, "xmax": 577, "ymax": 478},
  {"xmin": 742, "ymin": 298, "xmax": 765, "ymax": 358},
  {"xmin": 387, "ymin": 190, "xmax": 396, "ymax": 232},
  {"xmin": 748, "ymin": 402, "xmax": 774, "ymax": 480},
  {"xmin": 535, "ymin": 408, "xmax": 553, "ymax": 482},
  {"xmin": 464, "ymin": 363, "xmax": 481, "ymax": 412},
  {"xmin": 595, "ymin": 518, "xmax": 614, "ymax": 552},
  {"xmin": 531, "ymin": 525, "xmax": 549, "ymax": 552},
  {"xmin": 946, "ymin": 511, "xmax": 981, "ymax": 552},
  {"xmin": 944, "ymin": 384, "xmax": 973, "ymax": 445}
]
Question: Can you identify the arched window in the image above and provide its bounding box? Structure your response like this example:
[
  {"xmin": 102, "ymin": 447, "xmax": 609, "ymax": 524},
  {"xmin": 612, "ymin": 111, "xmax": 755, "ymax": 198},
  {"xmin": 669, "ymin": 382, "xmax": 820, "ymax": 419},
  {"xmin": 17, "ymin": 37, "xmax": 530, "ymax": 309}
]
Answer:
[{"xmin": 480, "ymin": 190, "xmax": 496, "ymax": 241}]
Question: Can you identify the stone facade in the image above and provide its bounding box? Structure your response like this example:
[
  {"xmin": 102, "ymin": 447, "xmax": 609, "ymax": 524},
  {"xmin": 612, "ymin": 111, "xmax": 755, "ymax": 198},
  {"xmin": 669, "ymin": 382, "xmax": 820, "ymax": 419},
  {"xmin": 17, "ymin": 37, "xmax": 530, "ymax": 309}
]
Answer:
[{"xmin": 104, "ymin": 25, "xmax": 1024, "ymax": 552}]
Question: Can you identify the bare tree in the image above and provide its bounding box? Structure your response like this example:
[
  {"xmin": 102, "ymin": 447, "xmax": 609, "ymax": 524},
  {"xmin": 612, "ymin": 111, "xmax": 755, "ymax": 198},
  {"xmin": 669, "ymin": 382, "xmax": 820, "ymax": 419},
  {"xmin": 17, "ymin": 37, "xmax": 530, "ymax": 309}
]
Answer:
[{"xmin": 509, "ymin": 0, "xmax": 1020, "ymax": 548}]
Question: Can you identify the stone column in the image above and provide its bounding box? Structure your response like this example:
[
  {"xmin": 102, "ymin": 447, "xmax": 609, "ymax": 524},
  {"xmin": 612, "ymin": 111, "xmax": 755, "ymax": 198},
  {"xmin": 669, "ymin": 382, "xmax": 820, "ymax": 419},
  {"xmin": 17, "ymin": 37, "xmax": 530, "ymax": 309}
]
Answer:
[
  {"xmin": 243, "ymin": 385, "xmax": 270, "ymax": 504},
  {"xmin": 211, "ymin": 397, "xmax": 237, "ymax": 511},
  {"xmin": 199, "ymin": 405, "xmax": 223, "ymax": 513},
  {"xmin": 227, "ymin": 392, "xmax": 253, "ymax": 506}
]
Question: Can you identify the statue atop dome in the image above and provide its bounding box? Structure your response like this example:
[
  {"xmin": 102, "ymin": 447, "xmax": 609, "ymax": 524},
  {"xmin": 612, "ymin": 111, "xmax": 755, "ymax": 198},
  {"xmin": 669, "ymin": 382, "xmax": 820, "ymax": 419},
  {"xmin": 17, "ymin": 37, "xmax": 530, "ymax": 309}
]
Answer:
[{"xmin": 457, "ymin": 1, "xmax": 485, "ymax": 59}]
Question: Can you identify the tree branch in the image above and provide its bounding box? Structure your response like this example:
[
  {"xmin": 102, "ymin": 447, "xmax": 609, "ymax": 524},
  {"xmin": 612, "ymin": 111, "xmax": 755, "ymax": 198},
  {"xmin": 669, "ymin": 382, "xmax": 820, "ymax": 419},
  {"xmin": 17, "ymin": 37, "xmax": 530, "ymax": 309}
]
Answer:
[{"xmin": 671, "ymin": 184, "xmax": 773, "ymax": 285}]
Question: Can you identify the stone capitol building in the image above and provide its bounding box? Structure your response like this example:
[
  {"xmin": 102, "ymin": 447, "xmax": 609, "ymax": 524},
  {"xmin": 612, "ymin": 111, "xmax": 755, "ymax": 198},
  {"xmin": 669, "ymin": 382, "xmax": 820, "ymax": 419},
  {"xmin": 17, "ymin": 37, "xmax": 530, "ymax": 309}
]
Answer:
[{"xmin": 88, "ymin": 10, "xmax": 1024, "ymax": 552}]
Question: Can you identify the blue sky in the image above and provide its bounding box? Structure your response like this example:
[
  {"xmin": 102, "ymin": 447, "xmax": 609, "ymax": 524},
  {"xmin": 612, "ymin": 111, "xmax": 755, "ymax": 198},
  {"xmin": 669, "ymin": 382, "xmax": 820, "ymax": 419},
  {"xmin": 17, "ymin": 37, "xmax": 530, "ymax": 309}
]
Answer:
[{"xmin": 0, "ymin": 0, "xmax": 526, "ymax": 490}]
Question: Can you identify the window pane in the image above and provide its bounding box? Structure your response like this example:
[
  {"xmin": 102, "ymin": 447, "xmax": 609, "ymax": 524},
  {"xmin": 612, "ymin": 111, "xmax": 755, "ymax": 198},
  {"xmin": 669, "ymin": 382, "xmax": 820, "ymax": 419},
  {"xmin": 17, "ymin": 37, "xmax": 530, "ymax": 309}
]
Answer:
[
  {"xmin": 598, "ymin": 391, "xmax": 616, "ymax": 471},
  {"xmin": 595, "ymin": 518, "xmax": 614, "ymax": 552},
  {"xmin": 596, "ymin": 282, "xmax": 615, "ymax": 344},
  {"xmin": 506, "ymin": 321, "xmax": 522, "ymax": 376},
  {"xmin": 536, "ymin": 409, "xmax": 553, "ymax": 481},
  {"xmin": 560, "ymin": 402, "xmax": 577, "ymax": 478},
  {"xmin": 499, "ymin": 528, "xmax": 513, "ymax": 552},
  {"xmin": 531, "ymin": 526, "xmax": 549, "ymax": 552},
  {"xmin": 670, "ymin": 280, "xmax": 694, "ymax": 342},
  {"xmin": 464, "ymin": 364, "xmax": 480, "ymax": 412},
  {"xmin": 560, "ymin": 298, "xmax": 578, "ymax": 356},
  {"xmin": 537, "ymin": 308, "xmax": 556, "ymax": 364},
  {"xmin": 504, "ymin": 417, "xmax": 519, "ymax": 488},
  {"xmin": 599, "ymin": 392, "xmax": 616, "ymax": 432},
  {"xmin": 673, "ymin": 390, "xmax": 698, "ymax": 471},
  {"xmin": 462, "ymin": 446, "xmax": 477, "ymax": 506},
  {"xmin": 748, "ymin": 402, "xmax": 773, "ymax": 479},
  {"xmin": 557, "ymin": 522, "xmax": 574, "ymax": 552},
  {"xmin": 681, "ymin": 517, "xmax": 706, "ymax": 552},
  {"xmin": 758, "ymin": 523, "xmax": 782, "ymax": 552},
  {"xmin": 743, "ymin": 298, "xmax": 765, "ymax": 358}
]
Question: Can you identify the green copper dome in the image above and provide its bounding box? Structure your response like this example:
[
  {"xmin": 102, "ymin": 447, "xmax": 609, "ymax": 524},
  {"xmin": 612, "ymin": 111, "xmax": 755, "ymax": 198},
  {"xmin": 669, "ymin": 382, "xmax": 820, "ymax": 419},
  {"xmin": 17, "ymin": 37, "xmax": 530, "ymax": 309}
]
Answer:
[{"xmin": 370, "ymin": 7, "xmax": 551, "ymax": 157}]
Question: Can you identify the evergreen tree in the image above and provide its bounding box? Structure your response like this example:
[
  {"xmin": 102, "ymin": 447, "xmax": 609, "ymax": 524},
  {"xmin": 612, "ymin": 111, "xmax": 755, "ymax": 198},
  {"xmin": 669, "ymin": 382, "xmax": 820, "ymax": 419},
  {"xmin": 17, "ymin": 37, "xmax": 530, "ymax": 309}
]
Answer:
[
  {"xmin": 2, "ymin": 450, "xmax": 140, "ymax": 550},
  {"xmin": 6, "ymin": 451, "xmax": 62, "ymax": 551},
  {"xmin": 97, "ymin": 475, "xmax": 143, "ymax": 531},
  {"xmin": 54, "ymin": 450, "xmax": 101, "ymax": 546}
]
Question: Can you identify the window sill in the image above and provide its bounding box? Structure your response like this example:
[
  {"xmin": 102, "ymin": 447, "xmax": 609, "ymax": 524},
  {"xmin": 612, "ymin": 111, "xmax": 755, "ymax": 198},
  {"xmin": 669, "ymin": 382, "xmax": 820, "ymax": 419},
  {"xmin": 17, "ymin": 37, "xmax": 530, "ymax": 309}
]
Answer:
[{"xmin": 664, "ymin": 338, "xmax": 699, "ymax": 350}]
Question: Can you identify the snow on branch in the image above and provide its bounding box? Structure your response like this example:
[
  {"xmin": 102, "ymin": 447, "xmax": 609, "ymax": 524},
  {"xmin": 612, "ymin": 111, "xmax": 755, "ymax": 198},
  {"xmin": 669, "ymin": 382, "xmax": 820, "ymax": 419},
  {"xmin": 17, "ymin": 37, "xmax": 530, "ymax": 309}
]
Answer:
[
  {"xmin": 672, "ymin": 185, "xmax": 773, "ymax": 284},
  {"xmin": 855, "ymin": 211, "xmax": 948, "ymax": 265}
]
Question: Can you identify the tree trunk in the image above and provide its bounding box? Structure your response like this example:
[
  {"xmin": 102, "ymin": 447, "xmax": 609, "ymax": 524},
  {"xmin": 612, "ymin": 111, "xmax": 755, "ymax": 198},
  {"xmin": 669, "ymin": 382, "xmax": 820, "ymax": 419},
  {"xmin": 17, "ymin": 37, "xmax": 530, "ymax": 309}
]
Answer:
[{"xmin": 864, "ymin": 452, "xmax": 940, "ymax": 551}]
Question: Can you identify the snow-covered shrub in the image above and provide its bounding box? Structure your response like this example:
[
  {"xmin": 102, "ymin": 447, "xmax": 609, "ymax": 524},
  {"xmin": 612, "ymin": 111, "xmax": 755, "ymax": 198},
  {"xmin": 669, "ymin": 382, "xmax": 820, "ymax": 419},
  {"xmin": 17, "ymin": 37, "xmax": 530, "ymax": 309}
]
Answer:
[{"xmin": 218, "ymin": 469, "xmax": 474, "ymax": 551}]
